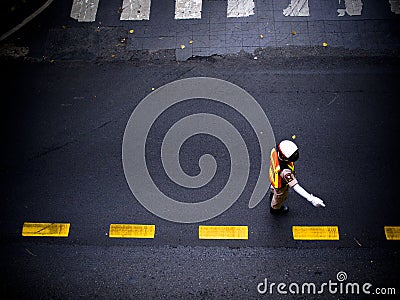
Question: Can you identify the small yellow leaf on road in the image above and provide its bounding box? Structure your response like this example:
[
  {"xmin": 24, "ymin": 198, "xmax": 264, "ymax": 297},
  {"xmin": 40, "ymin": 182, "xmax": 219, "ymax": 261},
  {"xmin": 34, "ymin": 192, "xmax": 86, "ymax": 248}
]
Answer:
[
  {"xmin": 129, "ymin": 29, "xmax": 134, "ymax": 34},
  {"xmin": 180, "ymin": 44, "xmax": 186, "ymax": 49},
  {"xmin": 322, "ymin": 42, "xmax": 328, "ymax": 47}
]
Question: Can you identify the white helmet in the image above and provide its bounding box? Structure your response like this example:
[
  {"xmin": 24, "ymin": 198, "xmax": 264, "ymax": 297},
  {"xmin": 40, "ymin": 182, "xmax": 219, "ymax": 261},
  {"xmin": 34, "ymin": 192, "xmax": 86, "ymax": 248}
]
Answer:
[{"xmin": 277, "ymin": 140, "xmax": 299, "ymax": 162}]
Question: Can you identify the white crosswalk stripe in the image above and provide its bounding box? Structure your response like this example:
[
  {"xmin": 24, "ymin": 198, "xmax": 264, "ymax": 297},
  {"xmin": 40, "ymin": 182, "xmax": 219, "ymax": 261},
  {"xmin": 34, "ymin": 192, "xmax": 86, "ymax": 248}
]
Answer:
[
  {"xmin": 70, "ymin": 0, "xmax": 99, "ymax": 22},
  {"xmin": 227, "ymin": 0, "xmax": 255, "ymax": 18},
  {"xmin": 175, "ymin": 0, "xmax": 202, "ymax": 19},
  {"xmin": 283, "ymin": 0, "xmax": 310, "ymax": 17},
  {"xmin": 389, "ymin": 0, "xmax": 400, "ymax": 14},
  {"xmin": 337, "ymin": 0, "xmax": 363, "ymax": 17},
  {"xmin": 120, "ymin": 0, "xmax": 151, "ymax": 20}
]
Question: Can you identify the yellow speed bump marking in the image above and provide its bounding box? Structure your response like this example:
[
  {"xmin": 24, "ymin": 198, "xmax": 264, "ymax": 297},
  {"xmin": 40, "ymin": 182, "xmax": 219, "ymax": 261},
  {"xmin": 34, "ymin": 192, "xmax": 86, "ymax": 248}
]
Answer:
[
  {"xmin": 384, "ymin": 226, "xmax": 400, "ymax": 240},
  {"xmin": 199, "ymin": 225, "xmax": 248, "ymax": 240},
  {"xmin": 109, "ymin": 224, "xmax": 155, "ymax": 238},
  {"xmin": 22, "ymin": 222, "xmax": 70, "ymax": 237},
  {"xmin": 292, "ymin": 226, "xmax": 339, "ymax": 240}
]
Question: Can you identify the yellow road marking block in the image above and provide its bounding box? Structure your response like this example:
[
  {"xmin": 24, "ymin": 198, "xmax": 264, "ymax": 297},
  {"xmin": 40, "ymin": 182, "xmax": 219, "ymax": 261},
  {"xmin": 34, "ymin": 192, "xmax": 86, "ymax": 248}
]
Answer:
[
  {"xmin": 384, "ymin": 226, "xmax": 400, "ymax": 240},
  {"xmin": 292, "ymin": 226, "xmax": 339, "ymax": 240},
  {"xmin": 109, "ymin": 224, "xmax": 155, "ymax": 238},
  {"xmin": 199, "ymin": 225, "xmax": 248, "ymax": 240},
  {"xmin": 22, "ymin": 222, "xmax": 70, "ymax": 237}
]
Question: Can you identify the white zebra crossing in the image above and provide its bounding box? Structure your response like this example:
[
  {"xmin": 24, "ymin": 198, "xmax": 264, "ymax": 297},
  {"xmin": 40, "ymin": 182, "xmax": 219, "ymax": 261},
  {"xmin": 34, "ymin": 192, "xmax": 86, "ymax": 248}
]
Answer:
[
  {"xmin": 70, "ymin": 0, "xmax": 99, "ymax": 22},
  {"xmin": 227, "ymin": 0, "xmax": 255, "ymax": 18},
  {"xmin": 69, "ymin": 0, "xmax": 399, "ymax": 22},
  {"xmin": 175, "ymin": 0, "xmax": 202, "ymax": 19},
  {"xmin": 337, "ymin": 0, "xmax": 363, "ymax": 17},
  {"xmin": 283, "ymin": 0, "xmax": 310, "ymax": 17},
  {"xmin": 389, "ymin": 0, "xmax": 400, "ymax": 14},
  {"xmin": 120, "ymin": 0, "xmax": 151, "ymax": 20}
]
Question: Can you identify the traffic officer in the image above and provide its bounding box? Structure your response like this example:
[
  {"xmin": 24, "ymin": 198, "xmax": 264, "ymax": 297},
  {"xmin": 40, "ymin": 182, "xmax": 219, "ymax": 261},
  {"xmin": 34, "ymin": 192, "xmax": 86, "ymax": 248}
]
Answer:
[{"xmin": 269, "ymin": 140, "xmax": 325, "ymax": 214}]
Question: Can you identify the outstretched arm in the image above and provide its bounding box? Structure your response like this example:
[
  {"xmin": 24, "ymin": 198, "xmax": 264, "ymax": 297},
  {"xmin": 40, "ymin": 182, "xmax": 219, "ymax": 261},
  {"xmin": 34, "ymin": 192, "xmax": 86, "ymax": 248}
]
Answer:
[{"xmin": 293, "ymin": 184, "xmax": 325, "ymax": 207}]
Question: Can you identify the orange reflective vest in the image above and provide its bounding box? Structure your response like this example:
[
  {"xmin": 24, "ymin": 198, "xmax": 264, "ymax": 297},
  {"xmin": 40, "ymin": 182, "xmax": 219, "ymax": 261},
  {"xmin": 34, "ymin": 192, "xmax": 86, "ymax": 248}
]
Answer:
[{"xmin": 269, "ymin": 148, "xmax": 295, "ymax": 188}]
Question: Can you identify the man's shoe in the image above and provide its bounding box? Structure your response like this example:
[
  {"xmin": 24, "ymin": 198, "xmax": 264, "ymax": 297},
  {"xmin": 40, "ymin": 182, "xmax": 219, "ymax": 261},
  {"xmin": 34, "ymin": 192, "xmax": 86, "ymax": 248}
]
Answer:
[{"xmin": 270, "ymin": 205, "xmax": 289, "ymax": 215}]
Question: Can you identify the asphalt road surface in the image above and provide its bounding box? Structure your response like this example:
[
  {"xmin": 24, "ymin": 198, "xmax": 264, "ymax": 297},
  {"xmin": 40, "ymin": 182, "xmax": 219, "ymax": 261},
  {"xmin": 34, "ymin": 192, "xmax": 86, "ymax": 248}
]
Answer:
[
  {"xmin": 1, "ymin": 2, "xmax": 400, "ymax": 298},
  {"xmin": 1, "ymin": 54, "xmax": 400, "ymax": 299}
]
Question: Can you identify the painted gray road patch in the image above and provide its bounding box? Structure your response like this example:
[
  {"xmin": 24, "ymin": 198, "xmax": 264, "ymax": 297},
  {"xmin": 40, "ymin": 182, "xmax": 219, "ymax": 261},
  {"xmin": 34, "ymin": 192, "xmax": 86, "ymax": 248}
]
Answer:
[{"xmin": 122, "ymin": 77, "xmax": 275, "ymax": 223}]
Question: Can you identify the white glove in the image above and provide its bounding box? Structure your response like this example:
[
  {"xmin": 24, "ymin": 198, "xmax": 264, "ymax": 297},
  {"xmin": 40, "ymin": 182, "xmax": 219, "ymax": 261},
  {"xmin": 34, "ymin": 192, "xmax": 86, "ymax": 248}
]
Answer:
[
  {"xmin": 308, "ymin": 195, "xmax": 325, "ymax": 207},
  {"xmin": 293, "ymin": 185, "xmax": 326, "ymax": 208}
]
